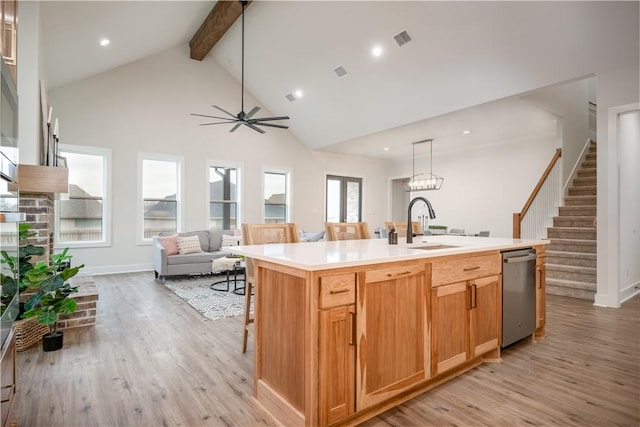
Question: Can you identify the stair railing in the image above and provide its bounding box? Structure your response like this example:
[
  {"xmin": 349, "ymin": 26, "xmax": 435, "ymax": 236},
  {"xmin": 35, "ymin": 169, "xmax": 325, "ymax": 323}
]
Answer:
[{"xmin": 513, "ymin": 148, "xmax": 562, "ymax": 239}]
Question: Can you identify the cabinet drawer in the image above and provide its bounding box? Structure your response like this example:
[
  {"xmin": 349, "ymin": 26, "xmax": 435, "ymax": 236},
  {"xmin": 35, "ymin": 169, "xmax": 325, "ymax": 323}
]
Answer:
[
  {"xmin": 320, "ymin": 273, "xmax": 356, "ymax": 308},
  {"xmin": 365, "ymin": 263, "xmax": 426, "ymax": 284},
  {"xmin": 432, "ymin": 253, "xmax": 501, "ymax": 287}
]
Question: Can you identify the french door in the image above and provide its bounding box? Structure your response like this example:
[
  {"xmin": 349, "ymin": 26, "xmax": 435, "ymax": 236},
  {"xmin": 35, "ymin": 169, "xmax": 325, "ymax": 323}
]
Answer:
[{"xmin": 326, "ymin": 175, "xmax": 362, "ymax": 223}]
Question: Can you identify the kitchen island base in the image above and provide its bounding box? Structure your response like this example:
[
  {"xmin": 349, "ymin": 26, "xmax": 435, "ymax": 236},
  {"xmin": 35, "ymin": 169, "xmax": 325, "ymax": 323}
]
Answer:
[{"xmin": 233, "ymin": 239, "xmax": 546, "ymax": 427}]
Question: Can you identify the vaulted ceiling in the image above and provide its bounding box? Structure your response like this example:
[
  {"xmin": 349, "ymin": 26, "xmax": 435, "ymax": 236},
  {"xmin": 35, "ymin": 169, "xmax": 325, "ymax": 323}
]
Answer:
[{"xmin": 40, "ymin": 1, "xmax": 638, "ymax": 160}]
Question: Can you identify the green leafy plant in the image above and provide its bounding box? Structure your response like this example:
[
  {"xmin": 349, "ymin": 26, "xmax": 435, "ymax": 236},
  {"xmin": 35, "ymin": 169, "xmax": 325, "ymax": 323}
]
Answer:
[
  {"xmin": 428, "ymin": 225, "xmax": 448, "ymax": 230},
  {"xmin": 22, "ymin": 248, "xmax": 85, "ymax": 336},
  {"xmin": 0, "ymin": 224, "xmax": 45, "ymax": 314}
]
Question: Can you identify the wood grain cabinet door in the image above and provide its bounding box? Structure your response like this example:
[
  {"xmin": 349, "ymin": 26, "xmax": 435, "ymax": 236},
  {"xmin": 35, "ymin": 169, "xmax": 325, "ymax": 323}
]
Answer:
[
  {"xmin": 319, "ymin": 305, "xmax": 356, "ymax": 425},
  {"xmin": 431, "ymin": 282, "xmax": 469, "ymax": 375},
  {"xmin": 357, "ymin": 263, "xmax": 429, "ymax": 410},
  {"xmin": 469, "ymin": 275, "xmax": 501, "ymax": 357}
]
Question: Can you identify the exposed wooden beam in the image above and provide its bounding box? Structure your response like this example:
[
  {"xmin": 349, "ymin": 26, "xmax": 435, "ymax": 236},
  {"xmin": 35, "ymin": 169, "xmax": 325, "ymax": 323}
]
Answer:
[{"xmin": 189, "ymin": 0, "xmax": 253, "ymax": 61}]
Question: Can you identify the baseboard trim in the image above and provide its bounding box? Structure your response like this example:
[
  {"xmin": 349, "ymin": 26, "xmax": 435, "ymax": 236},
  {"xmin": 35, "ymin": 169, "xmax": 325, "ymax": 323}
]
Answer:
[{"xmin": 84, "ymin": 263, "xmax": 153, "ymax": 276}]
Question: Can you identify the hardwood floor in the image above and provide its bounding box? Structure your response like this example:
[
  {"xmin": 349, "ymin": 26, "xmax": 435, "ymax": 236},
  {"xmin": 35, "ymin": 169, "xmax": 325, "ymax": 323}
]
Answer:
[{"xmin": 9, "ymin": 272, "xmax": 639, "ymax": 426}]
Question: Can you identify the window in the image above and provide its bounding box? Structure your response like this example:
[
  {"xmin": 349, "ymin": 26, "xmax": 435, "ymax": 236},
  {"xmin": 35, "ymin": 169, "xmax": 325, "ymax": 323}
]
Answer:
[
  {"xmin": 140, "ymin": 155, "xmax": 182, "ymax": 242},
  {"xmin": 57, "ymin": 145, "xmax": 110, "ymax": 247},
  {"xmin": 208, "ymin": 164, "xmax": 240, "ymax": 229},
  {"xmin": 264, "ymin": 170, "xmax": 290, "ymax": 223},
  {"xmin": 326, "ymin": 175, "xmax": 362, "ymax": 222}
]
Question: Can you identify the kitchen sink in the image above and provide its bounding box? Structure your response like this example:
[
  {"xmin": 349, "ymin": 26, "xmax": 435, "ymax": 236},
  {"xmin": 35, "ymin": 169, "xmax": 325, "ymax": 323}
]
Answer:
[{"xmin": 411, "ymin": 244, "xmax": 460, "ymax": 250}]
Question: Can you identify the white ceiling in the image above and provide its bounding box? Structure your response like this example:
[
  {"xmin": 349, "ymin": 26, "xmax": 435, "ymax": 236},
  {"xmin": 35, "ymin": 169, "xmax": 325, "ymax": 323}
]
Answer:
[{"xmin": 40, "ymin": 1, "xmax": 638, "ymax": 160}]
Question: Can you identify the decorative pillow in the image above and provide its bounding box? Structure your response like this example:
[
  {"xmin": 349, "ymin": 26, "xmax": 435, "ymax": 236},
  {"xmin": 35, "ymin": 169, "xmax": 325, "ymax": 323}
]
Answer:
[
  {"xmin": 221, "ymin": 234, "xmax": 242, "ymax": 247},
  {"xmin": 177, "ymin": 235, "xmax": 203, "ymax": 254},
  {"xmin": 157, "ymin": 235, "xmax": 179, "ymax": 255}
]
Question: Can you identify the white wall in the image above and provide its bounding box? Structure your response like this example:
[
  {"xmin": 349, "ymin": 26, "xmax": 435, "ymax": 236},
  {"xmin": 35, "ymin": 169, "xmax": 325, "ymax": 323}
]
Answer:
[
  {"xmin": 47, "ymin": 45, "xmax": 388, "ymax": 274},
  {"xmin": 523, "ymin": 78, "xmax": 592, "ymax": 186},
  {"xmin": 388, "ymin": 135, "xmax": 556, "ymax": 238}
]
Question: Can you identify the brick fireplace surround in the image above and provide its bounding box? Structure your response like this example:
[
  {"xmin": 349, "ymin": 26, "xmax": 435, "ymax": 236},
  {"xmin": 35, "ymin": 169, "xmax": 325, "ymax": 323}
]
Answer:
[{"xmin": 19, "ymin": 191, "xmax": 98, "ymax": 330}]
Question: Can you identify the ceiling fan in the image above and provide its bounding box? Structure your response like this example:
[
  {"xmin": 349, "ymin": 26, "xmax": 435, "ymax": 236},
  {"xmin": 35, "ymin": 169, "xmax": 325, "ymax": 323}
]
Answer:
[{"xmin": 191, "ymin": 0, "xmax": 289, "ymax": 134}]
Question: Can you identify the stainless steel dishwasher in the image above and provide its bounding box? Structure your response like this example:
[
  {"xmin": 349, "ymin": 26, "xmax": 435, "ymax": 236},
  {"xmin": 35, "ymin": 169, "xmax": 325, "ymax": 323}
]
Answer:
[{"xmin": 502, "ymin": 248, "xmax": 537, "ymax": 347}]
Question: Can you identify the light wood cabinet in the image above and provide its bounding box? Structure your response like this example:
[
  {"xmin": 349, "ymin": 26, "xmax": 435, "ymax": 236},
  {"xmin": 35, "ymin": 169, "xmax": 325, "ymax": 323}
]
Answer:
[
  {"xmin": 356, "ymin": 263, "xmax": 430, "ymax": 409},
  {"xmin": 319, "ymin": 305, "xmax": 355, "ymax": 425},
  {"xmin": 431, "ymin": 281, "xmax": 469, "ymax": 374},
  {"xmin": 318, "ymin": 273, "xmax": 356, "ymax": 425},
  {"xmin": 431, "ymin": 253, "xmax": 501, "ymax": 376}
]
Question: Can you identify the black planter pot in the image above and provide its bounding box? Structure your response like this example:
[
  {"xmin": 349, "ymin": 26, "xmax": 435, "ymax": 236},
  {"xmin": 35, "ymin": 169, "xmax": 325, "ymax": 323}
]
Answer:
[{"xmin": 42, "ymin": 331, "xmax": 64, "ymax": 352}]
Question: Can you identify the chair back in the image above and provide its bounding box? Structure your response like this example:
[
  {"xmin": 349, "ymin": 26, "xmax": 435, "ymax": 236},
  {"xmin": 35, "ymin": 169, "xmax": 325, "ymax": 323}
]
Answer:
[
  {"xmin": 241, "ymin": 223, "xmax": 300, "ymax": 279},
  {"xmin": 384, "ymin": 221, "xmax": 422, "ymax": 238},
  {"xmin": 325, "ymin": 222, "xmax": 371, "ymax": 241},
  {"xmin": 241, "ymin": 223, "xmax": 301, "ymax": 245}
]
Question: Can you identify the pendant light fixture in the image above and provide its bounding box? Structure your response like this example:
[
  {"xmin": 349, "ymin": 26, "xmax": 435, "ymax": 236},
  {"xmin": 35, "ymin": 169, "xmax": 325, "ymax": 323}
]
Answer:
[{"xmin": 403, "ymin": 139, "xmax": 444, "ymax": 192}]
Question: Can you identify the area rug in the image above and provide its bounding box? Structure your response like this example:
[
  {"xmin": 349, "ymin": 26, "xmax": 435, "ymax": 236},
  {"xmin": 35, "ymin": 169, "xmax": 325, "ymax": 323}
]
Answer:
[{"xmin": 163, "ymin": 275, "xmax": 252, "ymax": 321}]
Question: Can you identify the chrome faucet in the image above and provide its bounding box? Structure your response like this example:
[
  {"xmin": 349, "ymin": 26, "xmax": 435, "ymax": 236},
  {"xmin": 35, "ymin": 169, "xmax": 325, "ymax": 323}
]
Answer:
[{"xmin": 407, "ymin": 196, "xmax": 436, "ymax": 243}]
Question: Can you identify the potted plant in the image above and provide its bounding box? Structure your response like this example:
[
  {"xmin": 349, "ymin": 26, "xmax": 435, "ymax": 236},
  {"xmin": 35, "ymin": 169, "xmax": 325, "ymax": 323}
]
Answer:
[{"xmin": 22, "ymin": 248, "xmax": 85, "ymax": 351}]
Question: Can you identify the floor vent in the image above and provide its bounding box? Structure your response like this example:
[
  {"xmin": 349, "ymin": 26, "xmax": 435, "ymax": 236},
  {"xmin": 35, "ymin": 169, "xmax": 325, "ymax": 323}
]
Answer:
[
  {"xmin": 333, "ymin": 65, "xmax": 348, "ymax": 78},
  {"xmin": 394, "ymin": 30, "xmax": 412, "ymax": 47}
]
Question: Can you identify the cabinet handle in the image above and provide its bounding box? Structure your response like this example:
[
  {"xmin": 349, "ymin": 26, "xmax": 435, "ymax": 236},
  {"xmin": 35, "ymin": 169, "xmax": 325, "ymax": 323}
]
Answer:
[
  {"xmin": 463, "ymin": 266, "xmax": 481, "ymax": 272},
  {"xmin": 330, "ymin": 288, "xmax": 350, "ymax": 295},
  {"xmin": 536, "ymin": 266, "xmax": 543, "ymax": 289},
  {"xmin": 471, "ymin": 284, "xmax": 477, "ymax": 308},
  {"xmin": 387, "ymin": 270, "xmax": 411, "ymax": 277},
  {"xmin": 349, "ymin": 312, "xmax": 356, "ymax": 346}
]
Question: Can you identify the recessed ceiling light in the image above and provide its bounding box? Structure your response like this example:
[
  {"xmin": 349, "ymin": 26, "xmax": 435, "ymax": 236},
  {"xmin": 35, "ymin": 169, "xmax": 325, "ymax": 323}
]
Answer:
[
  {"xmin": 462, "ymin": 130, "xmax": 471, "ymax": 135},
  {"xmin": 99, "ymin": 38, "xmax": 110, "ymax": 47},
  {"xmin": 294, "ymin": 89, "xmax": 303, "ymax": 98},
  {"xmin": 383, "ymin": 147, "xmax": 390, "ymax": 151},
  {"xmin": 372, "ymin": 45, "xmax": 383, "ymax": 57}
]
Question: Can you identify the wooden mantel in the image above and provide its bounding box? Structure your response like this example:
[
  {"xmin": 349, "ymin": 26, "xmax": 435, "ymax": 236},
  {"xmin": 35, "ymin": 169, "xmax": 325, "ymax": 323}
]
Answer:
[{"xmin": 8, "ymin": 164, "xmax": 69, "ymax": 193}]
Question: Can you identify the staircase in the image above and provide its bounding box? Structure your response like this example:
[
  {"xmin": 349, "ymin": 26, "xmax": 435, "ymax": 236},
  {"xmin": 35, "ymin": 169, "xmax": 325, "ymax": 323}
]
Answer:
[{"xmin": 546, "ymin": 141, "xmax": 597, "ymax": 300}]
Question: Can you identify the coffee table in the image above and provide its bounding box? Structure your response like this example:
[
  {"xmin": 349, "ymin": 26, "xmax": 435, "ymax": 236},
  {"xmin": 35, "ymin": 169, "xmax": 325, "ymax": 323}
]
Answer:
[{"xmin": 210, "ymin": 257, "xmax": 246, "ymax": 294}]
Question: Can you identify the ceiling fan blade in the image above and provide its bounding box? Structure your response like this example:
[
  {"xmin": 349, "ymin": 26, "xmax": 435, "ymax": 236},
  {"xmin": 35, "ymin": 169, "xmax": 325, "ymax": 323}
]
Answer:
[
  {"xmin": 230, "ymin": 122, "xmax": 243, "ymax": 132},
  {"xmin": 245, "ymin": 122, "xmax": 266, "ymax": 134},
  {"xmin": 254, "ymin": 122, "xmax": 289, "ymax": 129},
  {"xmin": 252, "ymin": 116, "xmax": 290, "ymax": 122},
  {"xmin": 199, "ymin": 121, "xmax": 237, "ymax": 126},
  {"xmin": 213, "ymin": 105, "xmax": 238, "ymax": 119},
  {"xmin": 245, "ymin": 106, "xmax": 261, "ymax": 119},
  {"xmin": 191, "ymin": 113, "xmax": 235, "ymax": 121}
]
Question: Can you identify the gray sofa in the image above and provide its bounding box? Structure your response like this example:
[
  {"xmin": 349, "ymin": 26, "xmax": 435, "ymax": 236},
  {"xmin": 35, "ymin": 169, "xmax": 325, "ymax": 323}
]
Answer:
[{"xmin": 153, "ymin": 229, "xmax": 236, "ymax": 281}]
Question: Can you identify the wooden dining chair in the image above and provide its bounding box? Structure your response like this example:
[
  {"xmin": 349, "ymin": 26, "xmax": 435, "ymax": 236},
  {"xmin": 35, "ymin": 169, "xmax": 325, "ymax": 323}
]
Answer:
[
  {"xmin": 324, "ymin": 222, "xmax": 371, "ymax": 240},
  {"xmin": 384, "ymin": 221, "xmax": 422, "ymax": 238},
  {"xmin": 240, "ymin": 223, "xmax": 300, "ymax": 353}
]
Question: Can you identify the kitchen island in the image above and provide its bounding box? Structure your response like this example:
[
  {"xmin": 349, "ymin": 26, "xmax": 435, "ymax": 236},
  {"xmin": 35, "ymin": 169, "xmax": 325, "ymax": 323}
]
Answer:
[{"xmin": 226, "ymin": 235, "xmax": 548, "ymax": 426}]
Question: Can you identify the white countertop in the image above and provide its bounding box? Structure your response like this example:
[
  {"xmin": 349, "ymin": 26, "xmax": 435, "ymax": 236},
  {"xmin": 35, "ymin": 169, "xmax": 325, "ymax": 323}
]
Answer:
[{"xmin": 224, "ymin": 235, "xmax": 549, "ymax": 271}]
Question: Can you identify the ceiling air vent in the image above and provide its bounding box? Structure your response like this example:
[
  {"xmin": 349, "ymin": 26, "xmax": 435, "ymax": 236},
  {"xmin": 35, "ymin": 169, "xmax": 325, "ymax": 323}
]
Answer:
[
  {"xmin": 394, "ymin": 30, "xmax": 412, "ymax": 47},
  {"xmin": 285, "ymin": 93, "xmax": 296, "ymax": 102},
  {"xmin": 333, "ymin": 65, "xmax": 348, "ymax": 79}
]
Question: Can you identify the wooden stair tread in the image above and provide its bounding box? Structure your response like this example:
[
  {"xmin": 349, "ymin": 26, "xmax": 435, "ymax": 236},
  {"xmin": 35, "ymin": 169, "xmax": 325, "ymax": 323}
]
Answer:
[
  {"xmin": 546, "ymin": 277, "xmax": 597, "ymax": 290},
  {"xmin": 546, "ymin": 250, "xmax": 597, "ymax": 258},
  {"xmin": 546, "ymin": 263, "xmax": 597, "ymax": 273}
]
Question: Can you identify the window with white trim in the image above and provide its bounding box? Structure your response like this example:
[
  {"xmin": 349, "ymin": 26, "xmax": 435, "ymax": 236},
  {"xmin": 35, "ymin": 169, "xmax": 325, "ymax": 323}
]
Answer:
[
  {"xmin": 56, "ymin": 145, "xmax": 110, "ymax": 247},
  {"xmin": 208, "ymin": 164, "xmax": 240, "ymax": 230},
  {"xmin": 140, "ymin": 155, "xmax": 181, "ymax": 241},
  {"xmin": 264, "ymin": 170, "xmax": 289, "ymax": 223}
]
